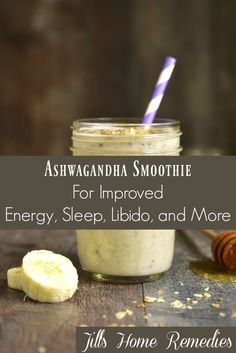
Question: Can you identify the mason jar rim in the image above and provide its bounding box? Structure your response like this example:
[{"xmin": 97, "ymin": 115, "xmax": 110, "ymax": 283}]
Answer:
[{"xmin": 72, "ymin": 117, "xmax": 180, "ymax": 129}]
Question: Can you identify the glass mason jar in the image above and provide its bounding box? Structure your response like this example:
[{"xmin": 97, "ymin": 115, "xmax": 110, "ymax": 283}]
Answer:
[{"xmin": 71, "ymin": 118, "xmax": 182, "ymax": 283}]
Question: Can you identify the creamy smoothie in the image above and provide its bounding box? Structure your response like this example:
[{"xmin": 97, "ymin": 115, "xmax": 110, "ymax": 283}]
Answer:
[{"xmin": 71, "ymin": 118, "xmax": 182, "ymax": 283}]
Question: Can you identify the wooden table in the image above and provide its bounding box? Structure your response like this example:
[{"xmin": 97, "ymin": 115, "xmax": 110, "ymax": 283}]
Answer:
[{"xmin": 0, "ymin": 230, "xmax": 235, "ymax": 353}]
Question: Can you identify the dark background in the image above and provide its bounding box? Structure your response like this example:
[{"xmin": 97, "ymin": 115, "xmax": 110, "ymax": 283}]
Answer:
[{"xmin": 0, "ymin": 0, "xmax": 235, "ymax": 155}]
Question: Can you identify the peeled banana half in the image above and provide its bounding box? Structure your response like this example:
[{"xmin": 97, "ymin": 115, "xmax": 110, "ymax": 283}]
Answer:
[
  {"xmin": 7, "ymin": 267, "xmax": 22, "ymax": 291},
  {"xmin": 7, "ymin": 250, "xmax": 78, "ymax": 303}
]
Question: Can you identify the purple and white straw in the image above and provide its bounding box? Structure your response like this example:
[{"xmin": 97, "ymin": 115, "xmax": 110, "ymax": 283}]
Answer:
[{"xmin": 143, "ymin": 56, "xmax": 176, "ymax": 124}]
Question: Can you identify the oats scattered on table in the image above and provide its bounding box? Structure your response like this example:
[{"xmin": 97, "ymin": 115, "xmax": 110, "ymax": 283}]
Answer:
[
  {"xmin": 144, "ymin": 296, "xmax": 157, "ymax": 303},
  {"xmin": 204, "ymin": 287, "xmax": 209, "ymax": 291},
  {"xmin": 186, "ymin": 305, "xmax": 193, "ymax": 310},
  {"xmin": 115, "ymin": 309, "xmax": 133, "ymax": 320},
  {"xmin": 126, "ymin": 309, "xmax": 133, "ymax": 316},
  {"xmin": 174, "ymin": 291, "xmax": 179, "ymax": 295},
  {"xmin": 153, "ymin": 322, "xmax": 166, "ymax": 327},
  {"xmin": 143, "ymin": 313, "xmax": 152, "ymax": 320},
  {"xmin": 219, "ymin": 312, "xmax": 226, "ymax": 317},
  {"xmin": 193, "ymin": 293, "xmax": 203, "ymax": 298},
  {"xmin": 170, "ymin": 300, "xmax": 184, "ymax": 308},
  {"xmin": 211, "ymin": 303, "xmax": 220, "ymax": 309},
  {"xmin": 203, "ymin": 292, "xmax": 211, "ymax": 299},
  {"xmin": 191, "ymin": 300, "xmax": 198, "ymax": 305},
  {"xmin": 115, "ymin": 311, "xmax": 127, "ymax": 320}
]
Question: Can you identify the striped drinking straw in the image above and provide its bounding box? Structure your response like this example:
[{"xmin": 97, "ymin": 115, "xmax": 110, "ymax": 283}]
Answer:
[{"xmin": 143, "ymin": 56, "xmax": 176, "ymax": 124}]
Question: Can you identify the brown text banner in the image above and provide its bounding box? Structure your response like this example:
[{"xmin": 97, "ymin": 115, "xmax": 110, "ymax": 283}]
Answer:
[{"xmin": 0, "ymin": 156, "xmax": 235, "ymax": 229}]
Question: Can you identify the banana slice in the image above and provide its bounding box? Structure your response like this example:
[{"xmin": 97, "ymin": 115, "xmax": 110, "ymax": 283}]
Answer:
[
  {"xmin": 21, "ymin": 250, "xmax": 78, "ymax": 303},
  {"xmin": 7, "ymin": 267, "xmax": 22, "ymax": 290}
]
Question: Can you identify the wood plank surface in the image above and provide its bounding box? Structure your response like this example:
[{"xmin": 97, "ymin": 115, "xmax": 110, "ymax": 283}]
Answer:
[
  {"xmin": 143, "ymin": 231, "xmax": 236, "ymax": 326},
  {"xmin": 0, "ymin": 229, "xmax": 236, "ymax": 353},
  {"xmin": 0, "ymin": 230, "xmax": 145, "ymax": 353}
]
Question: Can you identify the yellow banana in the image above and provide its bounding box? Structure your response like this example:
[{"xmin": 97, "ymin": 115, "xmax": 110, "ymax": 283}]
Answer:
[
  {"xmin": 7, "ymin": 250, "xmax": 78, "ymax": 303},
  {"xmin": 7, "ymin": 267, "xmax": 22, "ymax": 290}
]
